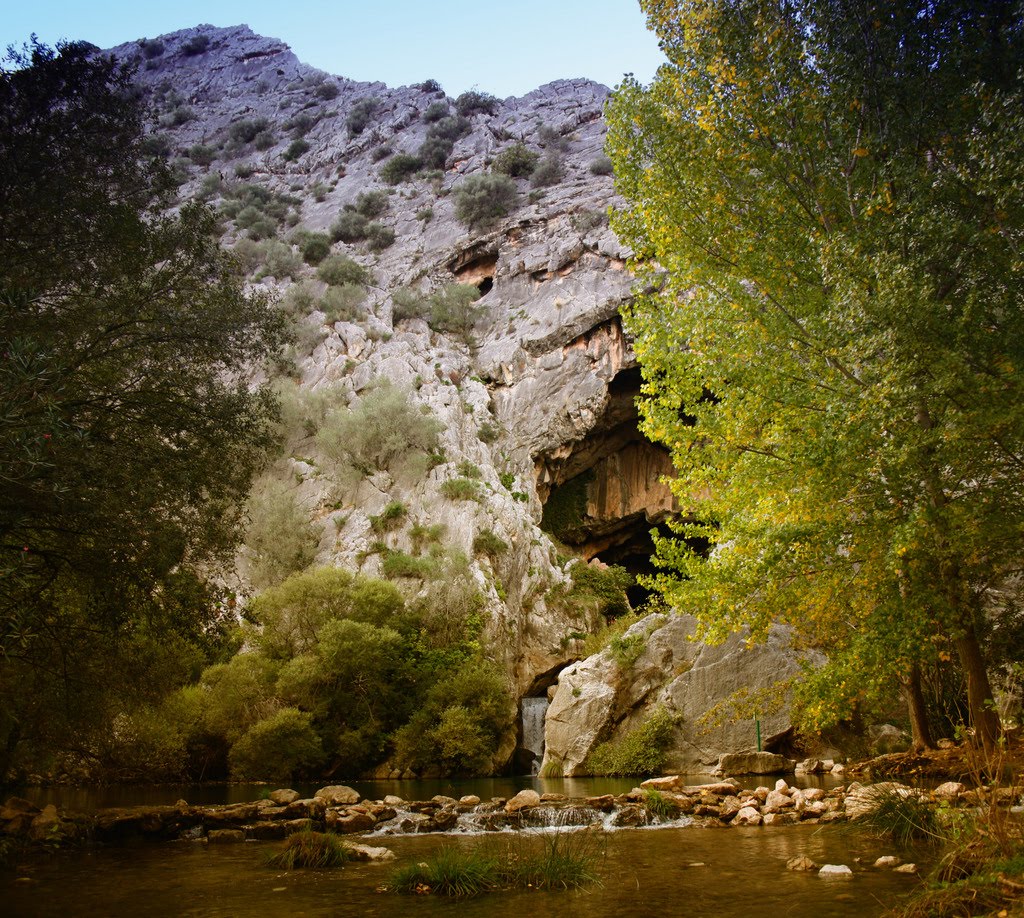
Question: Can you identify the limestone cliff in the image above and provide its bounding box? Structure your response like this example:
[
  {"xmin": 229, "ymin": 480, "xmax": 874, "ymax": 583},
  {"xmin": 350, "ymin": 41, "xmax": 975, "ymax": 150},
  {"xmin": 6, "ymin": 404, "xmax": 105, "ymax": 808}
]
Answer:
[{"xmin": 110, "ymin": 24, "xmax": 807, "ymax": 773}]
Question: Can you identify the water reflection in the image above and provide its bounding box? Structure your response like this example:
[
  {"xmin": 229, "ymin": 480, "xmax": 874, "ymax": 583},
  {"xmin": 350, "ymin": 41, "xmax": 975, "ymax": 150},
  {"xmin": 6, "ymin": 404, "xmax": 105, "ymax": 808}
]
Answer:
[{"xmin": 2, "ymin": 823, "xmax": 927, "ymax": 917}]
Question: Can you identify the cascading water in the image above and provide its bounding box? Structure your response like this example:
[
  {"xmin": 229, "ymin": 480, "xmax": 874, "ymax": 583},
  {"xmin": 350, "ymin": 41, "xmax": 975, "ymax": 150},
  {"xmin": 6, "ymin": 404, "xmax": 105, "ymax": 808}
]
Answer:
[{"xmin": 519, "ymin": 696, "xmax": 550, "ymax": 775}]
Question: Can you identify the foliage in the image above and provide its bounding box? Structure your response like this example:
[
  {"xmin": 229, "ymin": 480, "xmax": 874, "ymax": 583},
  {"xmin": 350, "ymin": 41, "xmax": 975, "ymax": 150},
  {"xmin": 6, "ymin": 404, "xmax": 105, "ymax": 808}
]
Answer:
[
  {"xmin": 316, "ymin": 253, "xmax": 371, "ymax": 287},
  {"xmin": 540, "ymin": 471, "xmax": 592, "ymax": 541},
  {"xmin": 380, "ymin": 153, "xmax": 422, "ymax": 184},
  {"xmin": 181, "ymin": 34, "xmax": 210, "ymax": 56},
  {"xmin": 315, "ymin": 81, "xmax": 339, "ymax": 101},
  {"xmin": 369, "ymin": 500, "xmax": 407, "ymax": 534},
  {"xmin": 441, "ymin": 477, "xmax": 482, "ymax": 502},
  {"xmin": 388, "ymin": 832, "xmax": 601, "ymax": 896},
  {"xmin": 266, "ymin": 830, "xmax": 350, "ymax": 869},
  {"xmin": 244, "ymin": 473, "xmax": 320, "ymax": 590},
  {"xmin": 255, "ymin": 240, "xmax": 302, "ymax": 280},
  {"xmin": 283, "ymin": 138, "xmax": 310, "ymax": 162},
  {"xmin": 0, "ymin": 40, "xmax": 283, "ymax": 782},
  {"xmin": 455, "ymin": 91, "xmax": 498, "ymax": 117},
  {"xmin": 426, "ymin": 283, "xmax": 485, "ymax": 342},
  {"xmin": 422, "ymin": 101, "xmax": 449, "ymax": 123},
  {"xmin": 492, "ymin": 142, "xmax": 539, "ymax": 178},
  {"xmin": 330, "ymin": 209, "xmax": 369, "ymax": 243},
  {"xmin": 530, "ymin": 154, "xmax": 564, "ymax": 188},
  {"xmin": 354, "ymin": 189, "xmax": 389, "ymax": 216},
  {"xmin": 346, "ymin": 97, "xmax": 378, "ymax": 135},
  {"xmin": 568, "ymin": 563, "xmax": 634, "ymax": 619},
  {"xmin": 858, "ymin": 785, "xmax": 943, "ymax": 846},
  {"xmin": 188, "ymin": 143, "xmax": 216, "ymax": 166},
  {"xmin": 316, "ymin": 380, "xmax": 442, "ymax": 477},
  {"xmin": 606, "ymin": 0, "xmax": 1024, "ymax": 752},
  {"xmin": 584, "ymin": 707, "xmax": 678, "ymax": 776},
  {"xmin": 297, "ymin": 231, "xmax": 331, "ymax": 265},
  {"xmin": 473, "ymin": 528, "xmax": 508, "ymax": 559},
  {"xmin": 453, "ymin": 173, "xmax": 518, "ymax": 228},
  {"xmin": 228, "ymin": 117, "xmax": 270, "ymax": 145},
  {"xmin": 227, "ymin": 707, "xmax": 324, "ymax": 780},
  {"xmin": 320, "ymin": 284, "xmax": 366, "ymax": 323},
  {"xmin": 642, "ymin": 788, "xmax": 680, "ymax": 820},
  {"xmin": 589, "ymin": 154, "xmax": 613, "ymax": 176},
  {"xmin": 393, "ymin": 662, "xmax": 514, "ymax": 774},
  {"xmin": 366, "ymin": 222, "xmax": 395, "ymax": 251}
]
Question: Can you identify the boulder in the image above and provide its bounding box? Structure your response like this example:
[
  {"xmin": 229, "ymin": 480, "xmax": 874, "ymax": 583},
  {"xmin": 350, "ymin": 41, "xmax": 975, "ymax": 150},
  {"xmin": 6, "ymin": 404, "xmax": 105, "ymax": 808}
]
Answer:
[
  {"xmin": 505, "ymin": 790, "xmax": 542, "ymax": 813},
  {"xmin": 763, "ymin": 790, "xmax": 794, "ymax": 813},
  {"xmin": 894, "ymin": 863, "xmax": 918, "ymax": 874},
  {"xmin": 717, "ymin": 752, "xmax": 795, "ymax": 776},
  {"xmin": 315, "ymin": 786, "xmax": 360, "ymax": 806},
  {"xmin": 28, "ymin": 805, "xmax": 60, "ymax": 842},
  {"xmin": 818, "ymin": 864, "xmax": 854, "ymax": 878},
  {"xmin": 844, "ymin": 782, "xmax": 916, "ymax": 819},
  {"xmin": 874, "ymin": 856, "xmax": 900, "ymax": 868},
  {"xmin": 208, "ymin": 829, "xmax": 246, "ymax": 844},
  {"xmin": 348, "ymin": 844, "xmax": 395, "ymax": 862},
  {"xmin": 733, "ymin": 806, "xmax": 762, "ymax": 826},
  {"xmin": 459, "ymin": 795, "xmax": 481, "ymax": 806},
  {"xmin": 933, "ymin": 781, "xmax": 966, "ymax": 800},
  {"xmin": 269, "ymin": 789, "xmax": 300, "ymax": 805},
  {"xmin": 787, "ymin": 856, "xmax": 819, "ymax": 871}
]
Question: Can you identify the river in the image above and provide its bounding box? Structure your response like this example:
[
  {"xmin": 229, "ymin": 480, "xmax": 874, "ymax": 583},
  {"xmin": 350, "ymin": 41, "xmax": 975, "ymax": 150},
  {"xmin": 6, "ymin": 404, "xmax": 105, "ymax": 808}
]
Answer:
[{"xmin": 5, "ymin": 777, "xmax": 927, "ymax": 917}]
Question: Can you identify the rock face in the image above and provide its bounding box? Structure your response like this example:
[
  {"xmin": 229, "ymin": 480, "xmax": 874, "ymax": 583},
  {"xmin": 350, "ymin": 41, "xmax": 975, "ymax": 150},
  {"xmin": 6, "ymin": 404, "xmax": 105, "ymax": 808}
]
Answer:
[
  {"xmin": 107, "ymin": 24, "xmax": 816, "ymax": 772},
  {"xmin": 542, "ymin": 613, "xmax": 820, "ymax": 774}
]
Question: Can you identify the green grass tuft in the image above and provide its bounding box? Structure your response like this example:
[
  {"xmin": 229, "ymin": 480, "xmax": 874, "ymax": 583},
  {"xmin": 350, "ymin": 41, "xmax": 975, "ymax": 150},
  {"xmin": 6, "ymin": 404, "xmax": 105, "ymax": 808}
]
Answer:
[{"xmin": 266, "ymin": 830, "xmax": 350, "ymax": 869}]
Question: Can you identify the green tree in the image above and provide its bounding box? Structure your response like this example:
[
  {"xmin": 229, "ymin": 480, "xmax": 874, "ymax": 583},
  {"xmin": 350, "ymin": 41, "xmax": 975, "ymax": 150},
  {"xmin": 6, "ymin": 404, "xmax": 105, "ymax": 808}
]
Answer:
[
  {"xmin": 606, "ymin": 0, "xmax": 1024, "ymax": 753},
  {"xmin": 0, "ymin": 41, "xmax": 283, "ymax": 780}
]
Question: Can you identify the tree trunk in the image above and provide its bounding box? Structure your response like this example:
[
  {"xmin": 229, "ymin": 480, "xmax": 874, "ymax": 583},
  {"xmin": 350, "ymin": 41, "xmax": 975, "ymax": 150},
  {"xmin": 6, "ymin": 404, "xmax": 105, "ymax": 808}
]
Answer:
[
  {"xmin": 954, "ymin": 622, "xmax": 1001, "ymax": 756},
  {"xmin": 900, "ymin": 663, "xmax": 934, "ymax": 751}
]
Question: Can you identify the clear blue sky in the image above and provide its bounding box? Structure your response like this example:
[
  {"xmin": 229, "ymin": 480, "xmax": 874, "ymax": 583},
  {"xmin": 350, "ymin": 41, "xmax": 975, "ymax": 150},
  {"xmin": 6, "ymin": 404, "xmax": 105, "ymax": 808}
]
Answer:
[{"xmin": 4, "ymin": 1, "xmax": 666, "ymax": 98}]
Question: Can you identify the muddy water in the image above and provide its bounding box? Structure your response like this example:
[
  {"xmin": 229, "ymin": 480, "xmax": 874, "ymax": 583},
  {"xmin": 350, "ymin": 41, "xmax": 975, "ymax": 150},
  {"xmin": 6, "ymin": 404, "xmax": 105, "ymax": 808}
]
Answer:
[{"xmin": 4, "ymin": 823, "xmax": 926, "ymax": 917}]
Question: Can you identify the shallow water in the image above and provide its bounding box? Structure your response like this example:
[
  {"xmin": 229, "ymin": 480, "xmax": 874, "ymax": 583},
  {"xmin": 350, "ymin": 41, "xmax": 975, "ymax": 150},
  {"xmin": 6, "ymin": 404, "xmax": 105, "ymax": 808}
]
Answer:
[{"xmin": 4, "ymin": 823, "xmax": 927, "ymax": 917}]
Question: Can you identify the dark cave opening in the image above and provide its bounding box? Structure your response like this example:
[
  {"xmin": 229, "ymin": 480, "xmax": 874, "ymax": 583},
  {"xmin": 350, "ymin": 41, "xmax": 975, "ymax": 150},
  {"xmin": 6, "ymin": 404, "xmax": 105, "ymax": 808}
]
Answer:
[{"xmin": 476, "ymin": 275, "xmax": 493, "ymax": 296}]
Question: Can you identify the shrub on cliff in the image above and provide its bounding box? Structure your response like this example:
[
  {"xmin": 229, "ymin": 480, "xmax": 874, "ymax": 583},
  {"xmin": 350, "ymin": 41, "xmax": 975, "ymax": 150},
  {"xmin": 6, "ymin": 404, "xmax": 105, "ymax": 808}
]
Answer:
[
  {"xmin": 455, "ymin": 90, "xmax": 498, "ymax": 117},
  {"xmin": 492, "ymin": 142, "xmax": 539, "ymax": 178},
  {"xmin": 380, "ymin": 153, "xmax": 423, "ymax": 184},
  {"xmin": 453, "ymin": 173, "xmax": 518, "ymax": 228},
  {"xmin": 584, "ymin": 707, "xmax": 678, "ymax": 776},
  {"xmin": 346, "ymin": 96, "xmax": 378, "ymax": 135},
  {"xmin": 316, "ymin": 253, "xmax": 371, "ymax": 287}
]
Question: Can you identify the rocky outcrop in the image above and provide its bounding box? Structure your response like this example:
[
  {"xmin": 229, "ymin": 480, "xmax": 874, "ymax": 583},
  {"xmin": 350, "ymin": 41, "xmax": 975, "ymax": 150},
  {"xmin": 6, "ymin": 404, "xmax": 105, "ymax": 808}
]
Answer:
[
  {"xmin": 106, "ymin": 24, "xmax": 818, "ymax": 770},
  {"xmin": 542, "ymin": 613, "xmax": 822, "ymax": 775}
]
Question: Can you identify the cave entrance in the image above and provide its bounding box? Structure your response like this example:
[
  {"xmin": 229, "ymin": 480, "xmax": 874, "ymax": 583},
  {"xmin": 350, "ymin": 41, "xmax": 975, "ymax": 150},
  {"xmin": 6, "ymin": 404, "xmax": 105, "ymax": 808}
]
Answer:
[
  {"xmin": 450, "ymin": 249, "xmax": 498, "ymax": 295},
  {"xmin": 536, "ymin": 359, "xmax": 688, "ymax": 614},
  {"xmin": 476, "ymin": 275, "xmax": 493, "ymax": 296}
]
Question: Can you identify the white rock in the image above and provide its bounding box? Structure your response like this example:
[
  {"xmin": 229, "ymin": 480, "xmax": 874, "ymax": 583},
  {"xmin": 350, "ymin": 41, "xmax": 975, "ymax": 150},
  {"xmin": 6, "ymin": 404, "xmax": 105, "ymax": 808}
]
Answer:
[
  {"xmin": 818, "ymin": 864, "xmax": 854, "ymax": 878},
  {"xmin": 874, "ymin": 856, "xmax": 900, "ymax": 868}
]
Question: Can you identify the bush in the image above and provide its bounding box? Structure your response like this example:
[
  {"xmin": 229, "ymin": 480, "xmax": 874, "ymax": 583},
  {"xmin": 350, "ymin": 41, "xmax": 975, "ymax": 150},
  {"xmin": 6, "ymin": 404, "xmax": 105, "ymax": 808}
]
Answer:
[
  {"xmin": 392, "ymin": 287, "xmax": 427, "ymax": 323},
  {"xmin": 298, "ymin": 232, "xmax": 331, "ymax": 265},
  {"xmin": 473, "ymin": 528, "xmax": 507, "ymax": 558},
  {"xmin": 320, "ymin": 284, "xmax": 365, "ymax": 323},
  {"xmin": 267, "ymin": 830, "xmax": 349, "ymax": 869},
  {"xmin": 245, "ymin": 473, "xmax": 320, "ymax": 589},
  {"xmin": 393, "ymin": 662, "xmax": 514, "ymax": 774},
  {"xmin": 493, "ymin": 142, "xmax": 539, "ymax": 178},
  {"xmin": 315, "ymin": 81, "xmax": 340, "ymax": 101},
  {"xmin": 317, "ymin": 253, "xmax": 371, "ymax": 287},
  {"xmin": 330, "ymin": 210, "xmax": 369, "ymax": 243},
  {"xmin": 182, "ymin": 34, "xmax": 210, "ymax": 56},
  {"xmin": 531, "ymin": 153, "xmax": 564, "ymax": 188},
  {"xmin": 584, "ymin": 706, "xmax": 678, "ymax": 776},
  {"xmin": 316, "ymin": 380, "xmax": 443, "ymax": 476},
  {"xmin": 257, "ymin": 240, "xmax": 302, "ymax": 279},
  {"xmin": 426, "ymin": 114, "xmax": 472, "ymax": 143},
  {"xmin": 283, "ymin": 139, "xmax": 311, "ymax": 162},
  {"xmin": 235, "ymin": 205, "xmax": 277, "ymax": 240},
  {"xmin": 418, "ymin": 135, "xmax": 453, "ymax": 170},
  {"xmin": 355, "ymin": 189, "xmax": 389, "ymax": 217},
  {"xmin": 857, "ymin": 785, "xmax": 941, "ymax": 845},
  {"xmin": 441, "ymin": 477, "xmax": 482, "ymax": 502},
  {"xmin": 254, "ymin": 129, "xmax": 276, "ymax": 150},
  {"xmin": 423, "ymin": 101, "xmax": 449, "ymax": 122},
  {"xmin": 589, "ymin": 154, "xmax": 614, "ymax": 175},
  {"xmin": 380, "ymin": 153, "xmax": 423, "ymax": 184},
  {"xmin": 346, "ymin": 97, "xmax": 378, "ymax": 135},
  {"xmin": 417, "ymin": 79, "xmax": 443, "ymax": 93},
  {"xmin": 428, "ymin": 283, "xmax": 486, "ymax": 341},
  {"xmin": 366, "ymin": 222, "xmax": 395, "ymax": 251},
  {"xmin": 228, "ymin": 707, "xmax": 324, "ymax": 780},
  {"xmin": 477, "ymin": 421, "xmax": 499, "ymax": 443},
  {"xmin": 228, "ymin": 117, "xmax": 270, "ymax": 145},
  {"xmin": 455, "ymin": 90, "xmax": 498, "ymax": 117},
  {"xmin": 140, "ymin": 38, "xmax": 165, "ymax": 59},
  {"xmin": 453, "ymin": 173, "xmax": 518, "ymax": 227},
  {"xmin": 538, "ymin": 124, "xmax": 570, "ymax": 152},
  {"xmin": 188, "ymin": 144, "xmax": 217, "ymax": 167},
  {"xmin": 370, "ymin": 500, "xmax": 407, "ymax": 533},
  {"xmin": 249, "ymin": 566, "xmax": 407, "ymax": 659},
  {"xmin": 285, "ymin": 112, "xmax": 316, "ymax": 138}
]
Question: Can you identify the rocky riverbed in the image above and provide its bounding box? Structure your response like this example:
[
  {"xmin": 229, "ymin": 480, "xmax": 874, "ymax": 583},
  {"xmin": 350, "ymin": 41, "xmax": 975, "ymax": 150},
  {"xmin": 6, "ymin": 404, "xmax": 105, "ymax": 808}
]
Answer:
[{"xmin": 1, "ymin": 774, "xmax": 1002, "ymax": 848}]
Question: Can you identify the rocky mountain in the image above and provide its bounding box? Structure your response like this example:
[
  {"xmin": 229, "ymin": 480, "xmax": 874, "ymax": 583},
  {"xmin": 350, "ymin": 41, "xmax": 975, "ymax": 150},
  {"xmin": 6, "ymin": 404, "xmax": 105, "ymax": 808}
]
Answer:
[{"xmin": 112, "ymin": 24, "xmax": 813, "ymax": 774}]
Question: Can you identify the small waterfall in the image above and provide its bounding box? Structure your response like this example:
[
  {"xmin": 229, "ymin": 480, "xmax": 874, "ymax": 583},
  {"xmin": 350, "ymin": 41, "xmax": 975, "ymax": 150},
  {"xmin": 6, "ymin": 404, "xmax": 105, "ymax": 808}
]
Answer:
[{"xmin": 520, "ymin": 696, "xmax": 549, "ymax": 774}]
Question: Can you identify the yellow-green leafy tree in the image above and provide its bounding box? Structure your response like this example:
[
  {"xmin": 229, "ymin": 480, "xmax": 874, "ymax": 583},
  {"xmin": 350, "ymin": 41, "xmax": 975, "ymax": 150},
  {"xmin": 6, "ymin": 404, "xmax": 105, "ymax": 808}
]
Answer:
[{"xmin": 607, "ymin": 0, "xmax": 1024, "ymax": 753}]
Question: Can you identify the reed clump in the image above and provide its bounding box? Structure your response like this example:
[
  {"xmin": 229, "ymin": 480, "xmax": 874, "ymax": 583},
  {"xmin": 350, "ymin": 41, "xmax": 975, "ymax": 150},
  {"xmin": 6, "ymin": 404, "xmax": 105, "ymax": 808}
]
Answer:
[{"xmin": 266, "ymin": 830, "xmax": 350, "ymax": 869}]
